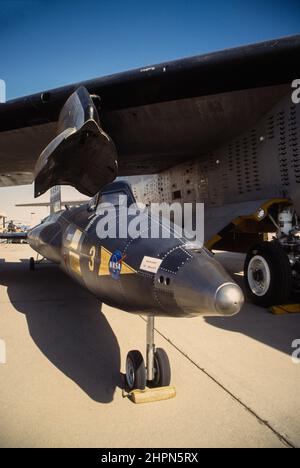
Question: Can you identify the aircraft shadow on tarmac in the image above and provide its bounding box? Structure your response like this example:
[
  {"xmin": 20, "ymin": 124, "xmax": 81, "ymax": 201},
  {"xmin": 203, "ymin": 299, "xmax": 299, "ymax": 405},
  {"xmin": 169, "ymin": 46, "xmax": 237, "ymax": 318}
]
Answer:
[
  {"xmin": 206, "ymin": 252, "xmax": 300, "ymax": 356},
  {"xmin": 0, "ymin": 259, "xmax": 122, "ymax": 404},
  {"xmin": 205, "ymin": 302, "xmax": 300, "ymax": 356}
]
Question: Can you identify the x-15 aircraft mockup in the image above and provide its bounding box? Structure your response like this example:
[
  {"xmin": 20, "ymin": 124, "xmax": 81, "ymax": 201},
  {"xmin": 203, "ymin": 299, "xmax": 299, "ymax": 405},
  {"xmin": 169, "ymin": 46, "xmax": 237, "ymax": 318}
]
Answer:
[
  {"xmin": 26, "ymin": 180, "xmax": 243, "ymax": 390},
  {"xmin": 0, "ymin": 35, "xmax": 300, "ymax": 388}
]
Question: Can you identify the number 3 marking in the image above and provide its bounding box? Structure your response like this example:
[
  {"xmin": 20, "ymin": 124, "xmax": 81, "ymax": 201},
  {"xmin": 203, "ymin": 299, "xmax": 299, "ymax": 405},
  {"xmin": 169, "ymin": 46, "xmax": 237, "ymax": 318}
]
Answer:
[{"xmin": 89, "ymin": 246, "xmax": 96, "ymax": 271}]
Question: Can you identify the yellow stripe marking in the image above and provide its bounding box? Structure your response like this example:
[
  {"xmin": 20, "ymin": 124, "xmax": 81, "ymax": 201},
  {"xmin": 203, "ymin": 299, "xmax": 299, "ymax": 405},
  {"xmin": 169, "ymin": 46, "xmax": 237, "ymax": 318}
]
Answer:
[
  {"xmin": 99, "ymin": 247, "xmax": 111, "ymax": 276},
  {"xmin": 69, "ymin": 229, "xmax": 83, "ymax": 250},
  {"xmin": 205, "ymin": 234, "xmax": 222, "ymax": 250},
  {"xmin": 98, "ymin": 246, "xmax": 136, "ymax": 276},
  {"xmin": 205, "ymin": 198, "xmax": 291, "ymax": 249},
  {"xmin": 69, "ymin": 251, "xmax": 82, "ymax": 276},
  {"xmin": 271, "ymin": 304, "xmax": 300, "ymax": 314}
]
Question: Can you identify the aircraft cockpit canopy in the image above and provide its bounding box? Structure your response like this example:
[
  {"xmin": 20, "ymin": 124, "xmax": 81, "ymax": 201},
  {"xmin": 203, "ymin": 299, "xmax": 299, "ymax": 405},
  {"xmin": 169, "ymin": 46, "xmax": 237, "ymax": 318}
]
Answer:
[{"xmin": 88, "ymin": 181, "xmax": 136, "ymax": 212}]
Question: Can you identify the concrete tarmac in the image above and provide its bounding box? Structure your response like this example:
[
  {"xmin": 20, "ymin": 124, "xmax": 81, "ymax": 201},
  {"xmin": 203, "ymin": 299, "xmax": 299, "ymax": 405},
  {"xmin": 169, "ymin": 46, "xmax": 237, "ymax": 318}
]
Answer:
[{"xmin": 0, "ymin": 244, "xmax": 299, "ymax": 448}]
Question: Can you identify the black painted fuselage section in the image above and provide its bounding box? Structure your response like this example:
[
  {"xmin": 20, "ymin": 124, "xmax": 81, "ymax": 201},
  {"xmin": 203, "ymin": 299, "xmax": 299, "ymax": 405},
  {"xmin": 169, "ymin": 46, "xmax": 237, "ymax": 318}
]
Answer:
[{"xmin": 28, "ymin": 182, "xmax": 242, "ymax": 317}]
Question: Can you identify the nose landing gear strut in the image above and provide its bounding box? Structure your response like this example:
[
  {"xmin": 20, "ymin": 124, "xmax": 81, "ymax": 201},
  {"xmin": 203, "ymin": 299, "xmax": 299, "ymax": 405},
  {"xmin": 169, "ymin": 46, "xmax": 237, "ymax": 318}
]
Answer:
[{"xmin": 125, "ymin": 315, "xmax": 171, "ymax": 392}]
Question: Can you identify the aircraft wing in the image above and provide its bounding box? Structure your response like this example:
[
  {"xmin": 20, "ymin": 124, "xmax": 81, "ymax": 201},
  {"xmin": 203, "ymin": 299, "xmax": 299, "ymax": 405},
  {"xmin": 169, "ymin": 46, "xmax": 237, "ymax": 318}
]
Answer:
[
  {"xmin": 0, "ymin": 34, "xmax": 300, "ymax": 194},
  {"xmin": 15, "ymin": 200, "xmax": 88, "ymax": 208}
]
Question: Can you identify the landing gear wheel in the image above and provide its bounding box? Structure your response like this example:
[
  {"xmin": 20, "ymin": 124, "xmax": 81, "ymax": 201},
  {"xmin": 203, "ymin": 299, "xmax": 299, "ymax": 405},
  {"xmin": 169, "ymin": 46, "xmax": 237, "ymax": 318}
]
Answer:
[
  {"xmin": 244, "ymin": 241, "xmax": 292, "ymax": 307},
  {"xmin": 125, "ymin": 350, "xmax": 146, "ymax": 391},
  {"xmin": 148, "ymin": 348, "xmax": 171, "ymax": 388},
  {"xmin": 29, "ymin": 257, "xmax": 35, "ymax": 271}
]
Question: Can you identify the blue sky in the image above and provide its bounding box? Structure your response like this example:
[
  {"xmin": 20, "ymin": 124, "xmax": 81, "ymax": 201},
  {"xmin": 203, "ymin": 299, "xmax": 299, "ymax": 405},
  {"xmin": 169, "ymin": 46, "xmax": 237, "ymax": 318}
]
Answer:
[
  {"xmin": 1, "ymin": 0, "xmax": 300, "ymax": 100},
  {"xmin": 0, "ymin": 0, "xmax": 299, "ymax": 223}
]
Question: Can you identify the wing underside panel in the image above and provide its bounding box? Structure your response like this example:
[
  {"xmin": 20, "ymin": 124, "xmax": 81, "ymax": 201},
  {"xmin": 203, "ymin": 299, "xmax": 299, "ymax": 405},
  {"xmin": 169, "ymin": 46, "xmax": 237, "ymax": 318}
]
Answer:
[{"xmin": 0, "ymin": 84, "xmax": 289, "ymax": 184}]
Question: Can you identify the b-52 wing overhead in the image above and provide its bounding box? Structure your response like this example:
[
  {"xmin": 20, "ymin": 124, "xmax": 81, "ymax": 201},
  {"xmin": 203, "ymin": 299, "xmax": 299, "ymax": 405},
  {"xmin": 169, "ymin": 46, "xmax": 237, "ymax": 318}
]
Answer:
[{"xmin": 0, "ymin": 34, "xmax": 300, "ymax": 197}]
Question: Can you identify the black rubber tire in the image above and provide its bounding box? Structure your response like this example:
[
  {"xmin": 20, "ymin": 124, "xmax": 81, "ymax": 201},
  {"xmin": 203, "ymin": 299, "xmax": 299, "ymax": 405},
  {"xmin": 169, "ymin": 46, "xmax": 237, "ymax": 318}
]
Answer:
[
  {"xmin": 148, "ymin": 348, "xmax": 171, "ymax": 388},
  {"xmin": 125, "ymin": 350, "xmax": 146, "ymax": 391},
  {"xmin": 244, "ymin": 241, "xmax": 292, "ymax": 307},
  {"xmin": 29, "ymin": 257, "xmax": 35, "ymax": 271}
]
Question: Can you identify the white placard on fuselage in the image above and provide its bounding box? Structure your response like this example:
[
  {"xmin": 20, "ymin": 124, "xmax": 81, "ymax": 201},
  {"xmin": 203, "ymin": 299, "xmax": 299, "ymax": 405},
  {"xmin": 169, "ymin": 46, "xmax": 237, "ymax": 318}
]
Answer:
[{"xmin": 140, "ymin": 256, "xmax": 162, "ymax": 274}]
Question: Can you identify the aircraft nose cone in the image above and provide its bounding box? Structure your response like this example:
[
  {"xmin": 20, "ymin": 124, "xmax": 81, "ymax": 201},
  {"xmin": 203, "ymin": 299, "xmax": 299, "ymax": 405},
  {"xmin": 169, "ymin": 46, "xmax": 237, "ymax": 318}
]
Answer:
[
  {"xmin": 215, "ymin": 283, "xmax": 244, "ymax": 316},
  {"xmin": 171, "ymin": 251, "xmax": 244, "ymax": 317}
]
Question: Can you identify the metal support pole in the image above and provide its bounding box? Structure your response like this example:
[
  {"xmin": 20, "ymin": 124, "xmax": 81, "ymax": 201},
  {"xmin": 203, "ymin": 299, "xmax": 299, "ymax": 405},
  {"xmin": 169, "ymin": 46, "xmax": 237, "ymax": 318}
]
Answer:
[{"xmin": 146, "ymin": 315, "xmax": 155, "ymax": 382}]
